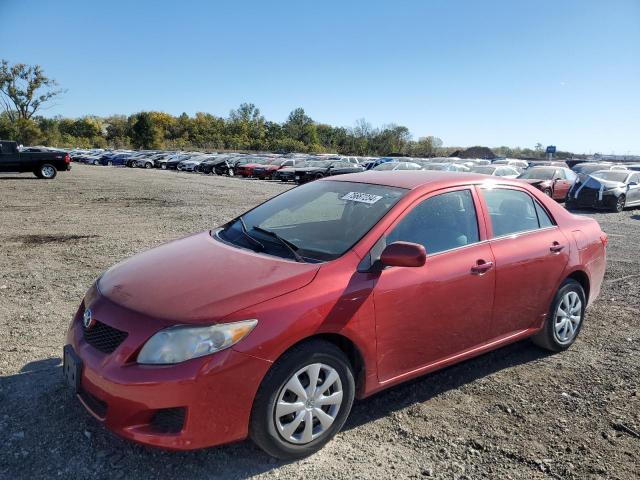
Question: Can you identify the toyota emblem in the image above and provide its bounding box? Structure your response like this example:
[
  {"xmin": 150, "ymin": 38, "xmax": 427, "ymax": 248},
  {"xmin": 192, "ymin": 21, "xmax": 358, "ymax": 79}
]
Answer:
[{"xmin": 83, "ymin": 308, "xmax": 96, "ymax": 329}]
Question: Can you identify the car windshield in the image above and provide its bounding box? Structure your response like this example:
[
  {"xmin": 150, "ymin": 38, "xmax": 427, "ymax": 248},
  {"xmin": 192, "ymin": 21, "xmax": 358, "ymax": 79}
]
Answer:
[
  {"xmin": 518, "ymin": 168, "xmax": 556, "ymax": 180},
  {"xmin": 217, "ymin": 181, "xmax": 406, "ymax": 262},
  {"xmin": 590, "ymin": 171, "xmax": 630, "ymax": 182},
  {"xmin": 304, "ymin": 160, "xmax": 332, "ymax": 168}
]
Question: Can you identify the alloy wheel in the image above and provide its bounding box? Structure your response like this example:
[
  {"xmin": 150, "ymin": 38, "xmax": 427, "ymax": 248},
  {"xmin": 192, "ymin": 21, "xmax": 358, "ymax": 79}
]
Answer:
[
  {"xmin": 274, "ymin": 363, "xmax": 343, "ymax": 445},
  {"xmin": 553, "ymin": 291, "xmax": 582, "ymax": 344},
  {"xmin": 41, "ymin": 166, "xmax": 56, "ymax": 178}
]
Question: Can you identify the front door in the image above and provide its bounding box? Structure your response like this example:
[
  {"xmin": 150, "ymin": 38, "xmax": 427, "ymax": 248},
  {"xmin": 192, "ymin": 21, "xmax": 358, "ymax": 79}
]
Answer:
[{"xmin": 372, "ymin": 188, "xmax": 495, "ymax": 382}]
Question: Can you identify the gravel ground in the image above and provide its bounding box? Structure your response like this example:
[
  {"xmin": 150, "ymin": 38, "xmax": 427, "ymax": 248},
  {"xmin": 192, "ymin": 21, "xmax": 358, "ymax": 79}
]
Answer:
[{"xmin": 0, "ymin": 164, "xmax": 638, "ymax": 480}]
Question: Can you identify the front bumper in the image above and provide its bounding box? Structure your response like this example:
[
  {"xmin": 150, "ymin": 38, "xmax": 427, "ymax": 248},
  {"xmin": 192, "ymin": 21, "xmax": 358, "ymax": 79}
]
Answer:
[
  {"xmin": 65, "ymin": 296, "xmax": 272, "ymax": 450},
  {"xmin": 569, "ymin": 188, "xmax": 619, "ymax": 210}
]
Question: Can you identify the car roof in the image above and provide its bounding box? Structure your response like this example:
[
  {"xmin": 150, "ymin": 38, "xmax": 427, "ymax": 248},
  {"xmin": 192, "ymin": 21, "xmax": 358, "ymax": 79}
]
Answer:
[{"xmin": 327, "ymin": 170, "xmax": 504, "ymax": 190}]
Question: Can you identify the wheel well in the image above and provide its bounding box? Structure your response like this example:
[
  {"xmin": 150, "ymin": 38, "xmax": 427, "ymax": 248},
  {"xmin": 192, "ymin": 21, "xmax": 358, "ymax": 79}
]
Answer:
[
  {"xmin": 567, "ymin": 271, "xmax": 590, "ymax": 302},
  {"xmin": 289, "ymin": 333, "xmax": 365, "ymax": 392}
]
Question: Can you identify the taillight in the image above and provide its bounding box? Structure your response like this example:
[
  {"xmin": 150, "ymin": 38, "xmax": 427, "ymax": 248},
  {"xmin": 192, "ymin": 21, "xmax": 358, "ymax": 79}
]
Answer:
[
  {"xmin": 600, "ymin": 232, "xmax": 608, "ymax": 247},
  {"xmin": 64, "ymin": 153, "xmax": 71, "ymax": 164}
]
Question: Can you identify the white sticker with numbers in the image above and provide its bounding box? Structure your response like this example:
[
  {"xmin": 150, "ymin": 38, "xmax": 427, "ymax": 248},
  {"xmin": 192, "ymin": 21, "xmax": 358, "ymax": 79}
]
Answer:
[{"xmin": 341, "ymin": 192, "xmax": 383, "ymax": 204}]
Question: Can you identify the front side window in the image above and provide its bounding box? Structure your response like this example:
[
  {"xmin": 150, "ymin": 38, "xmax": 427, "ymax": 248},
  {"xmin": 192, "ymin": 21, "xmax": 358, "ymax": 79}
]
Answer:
[
  {"xmin": 386, "ymin": 190, "xmax": 480, "ymax": 255},
  {"xmin": 482, "ymin": 188, "xmax": 553, "ymax": 237}
]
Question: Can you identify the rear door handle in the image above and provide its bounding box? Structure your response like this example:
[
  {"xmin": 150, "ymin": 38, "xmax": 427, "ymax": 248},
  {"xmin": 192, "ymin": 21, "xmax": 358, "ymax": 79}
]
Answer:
[
  {"xmin": 550, "ymin": 242, "xmax": 564, "ymax": 253},
  {"xmin": 471, "ymin": 260, "xmax": 494, "ymax": 275}
]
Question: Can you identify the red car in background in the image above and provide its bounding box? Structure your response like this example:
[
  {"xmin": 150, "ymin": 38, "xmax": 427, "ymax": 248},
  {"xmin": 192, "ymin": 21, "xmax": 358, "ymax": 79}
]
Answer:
[
  {"xmin": 517, "ymin": 166, "xmax": 578, "ymax": 201},
  {"xmin": 64, "ymin": 171, "xmax": 606, "ymax": 459},
  {"xmin": 253, "ymin": 158, "xmax": 303, "ymax": 179},
  {"xmin": 235, "ymin": 157, "xmax": 277, "ymax": 177}
]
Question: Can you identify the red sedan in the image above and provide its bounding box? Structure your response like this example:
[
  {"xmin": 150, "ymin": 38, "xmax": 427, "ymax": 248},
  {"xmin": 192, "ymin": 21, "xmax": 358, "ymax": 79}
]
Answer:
[{"xmin": 64, "ymin": 171, "xmax": 606, "ymax": 459}]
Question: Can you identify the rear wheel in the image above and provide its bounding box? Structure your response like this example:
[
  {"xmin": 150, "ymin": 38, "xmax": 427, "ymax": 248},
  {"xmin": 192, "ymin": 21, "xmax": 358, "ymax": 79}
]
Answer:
[
  {"xmin": 107, "ymin": 160, "xmax": 113, "ymax": 166},
  {"xmin": 315, "ymin": 173, "xmax": 324, "ymax": 180},
  {"xmin": 145, "ymin": 162, "xmax": 152, "ymax": 169},
  {"xmin": 531, "ymin": 279, "xmax": 585, "ymax": 352},
  {"xmin": 613, "ymin": 194, "xmax": 625, "ymax": 213},
  {"xmin": 250, "ymin": 340, "xmax": 355, "ymax": 459},
  {"xmin": 543, "ymin": 188, "xmax": 552, "ymax": 197},
  {"xmin": 37, "ymin": 164, "xmax": 57, "ymax": 179}
]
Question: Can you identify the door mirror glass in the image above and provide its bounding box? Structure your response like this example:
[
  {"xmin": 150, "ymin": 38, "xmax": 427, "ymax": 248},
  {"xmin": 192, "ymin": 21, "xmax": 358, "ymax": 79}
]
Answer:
[{"xmin": 380, "ymin": 241, "xmax": 426, "ymax": 268}]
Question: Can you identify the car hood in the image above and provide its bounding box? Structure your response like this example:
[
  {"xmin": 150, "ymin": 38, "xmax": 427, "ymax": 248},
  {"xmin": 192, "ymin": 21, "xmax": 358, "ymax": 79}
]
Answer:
[
  {"xmin": 582, "ymin": 176, "xmax": 626, "ymax": 189},
  {"xmin": 297, "ymin": 167, "xmax": 325, "ymax": 173},
  {"xmin": 98, "ymin": 231, "xmax": 320, "ymax": 324}
]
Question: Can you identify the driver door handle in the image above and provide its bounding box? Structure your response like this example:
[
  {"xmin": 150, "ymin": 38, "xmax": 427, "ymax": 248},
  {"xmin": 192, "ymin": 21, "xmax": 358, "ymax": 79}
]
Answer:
[
  {"xmin": 471, "ymin": 260, "xmax": 494, "ymax": 275},
  {"xmin": 550, "ymin": 242, "xmax": 564, "ymax": 253}
]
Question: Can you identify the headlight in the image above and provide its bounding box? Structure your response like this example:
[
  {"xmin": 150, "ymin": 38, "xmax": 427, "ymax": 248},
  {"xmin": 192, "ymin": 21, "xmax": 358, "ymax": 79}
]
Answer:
[{"xmin": 137, "ymin": 319, "xmax": 257, "ymax": 365}]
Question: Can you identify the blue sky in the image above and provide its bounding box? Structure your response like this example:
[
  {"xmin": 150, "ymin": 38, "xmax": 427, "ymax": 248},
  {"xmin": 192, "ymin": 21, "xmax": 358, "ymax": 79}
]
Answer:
[{"xmin": 1, "ymin": 0, "xmax": 639, "ymax": 154}]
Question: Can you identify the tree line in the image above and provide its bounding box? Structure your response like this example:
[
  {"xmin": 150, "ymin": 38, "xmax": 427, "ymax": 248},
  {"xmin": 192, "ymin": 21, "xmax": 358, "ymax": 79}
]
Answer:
[{"xmin": 0, "ymin": 59, "xmax": 575, "ymax": 158}]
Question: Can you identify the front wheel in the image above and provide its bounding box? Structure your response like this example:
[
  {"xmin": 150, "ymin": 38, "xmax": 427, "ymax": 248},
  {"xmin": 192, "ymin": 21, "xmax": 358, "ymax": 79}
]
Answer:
[
  {"xmin": 542, "ymin": 188, "xmax": 552, "ymax": 197},
  {"xmin": 531, "ymin": 279, "xmax": 586, "ymax": 352},
  {"xmin": 613, "ymin": 195, "xmax": 625, "ymax": 213},
  {"xmin": 250, "ymin": 340, "xmax": 355, "ymax": 459}
]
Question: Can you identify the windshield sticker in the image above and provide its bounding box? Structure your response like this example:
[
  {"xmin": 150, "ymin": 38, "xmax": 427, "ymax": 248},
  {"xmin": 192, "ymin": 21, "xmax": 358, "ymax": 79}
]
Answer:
[{"xmin": 341, "ymin": 192, "xmax": 383, "ymax": 204}]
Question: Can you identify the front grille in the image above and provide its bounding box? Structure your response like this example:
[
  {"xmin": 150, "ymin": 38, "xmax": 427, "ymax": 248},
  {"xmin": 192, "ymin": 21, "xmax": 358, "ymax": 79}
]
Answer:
[
  {"xmin": 149, "ymin": 408, "xmax": 186, "ymax": 434},
  {"xmin": 83, "ymin": 320, "xmax": 128, "ymax": 354},
  {"xmin": 78, "ymin": 387, "xmax": 108, "ymax": 418}
]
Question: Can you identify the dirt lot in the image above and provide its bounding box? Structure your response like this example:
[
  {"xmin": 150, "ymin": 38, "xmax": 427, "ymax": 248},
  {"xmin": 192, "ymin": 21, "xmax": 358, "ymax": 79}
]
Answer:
[{"xmin": 0, "ymin": 165, "xmax": 638, "ymax": 479}]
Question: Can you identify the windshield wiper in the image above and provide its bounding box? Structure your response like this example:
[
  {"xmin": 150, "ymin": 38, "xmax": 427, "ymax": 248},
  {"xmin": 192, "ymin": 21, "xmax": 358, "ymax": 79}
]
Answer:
[
  {"xmin": 237, "ymin": 216, "xmax": 264, "ymax": 251},
  {"xmin": 252, "ymin": 225, "xmax": 306, "ymax": 263}
]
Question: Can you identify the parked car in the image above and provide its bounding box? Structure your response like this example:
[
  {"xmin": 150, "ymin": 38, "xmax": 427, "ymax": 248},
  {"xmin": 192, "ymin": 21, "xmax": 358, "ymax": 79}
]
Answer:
[
  {"xmin": 372, "ymin": 161, "xmax": 423, "ymax": 171},
  {"xmin": 64, "ymin": 171, "xmax": 606, "ymax": 458},
  {"xmin": 273, "ymin": 161, "xmax": 316, "ymax": 182},
  {"xmin": 492, "ymin": 159, "xmax": 529, "ymax": 170},
  {"xmin": 571, "ymin": 163, "xmax": 614, "ymax": 181},
  {"xmin": 252, "ymin": 158, "xmax": 302, "ymax": 179},
  {"xmin": 0, "ymin": 140, "xmax": 71, "ymax": 179},
  {"xmin": 178, "ymin": 155, "xmax": 212, "ymax": 172},
  {"xmin": 470, "ymin": 165, "xmax": 520, "ymax": 178},
  {"xmin": 422, "ymin": 162, "xmax": 470, "ymax": 172},
  {"xmin": 235, "ymin": 157, "xmax": 281, "ymax": 178},
  {"xmin": 567, "ymin": 170, "xmax": 640, "ymax": 212},
  {"xmin": 294, "ymin": 160, "xmax": 364, "ymax": 183},
  {"xmin": 197, "ymin": 156, "xmax": 233, "ymax": 174},
  {"xmin": 517, "ymin": 167, "xmax": 577, "ymax": 201}
]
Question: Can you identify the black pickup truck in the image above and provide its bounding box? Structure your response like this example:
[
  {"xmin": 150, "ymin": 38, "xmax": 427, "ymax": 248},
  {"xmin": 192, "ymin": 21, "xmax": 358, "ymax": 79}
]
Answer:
[{"xmin": 0, "ymin": 140, "xmax": 71, "ymax": 179}]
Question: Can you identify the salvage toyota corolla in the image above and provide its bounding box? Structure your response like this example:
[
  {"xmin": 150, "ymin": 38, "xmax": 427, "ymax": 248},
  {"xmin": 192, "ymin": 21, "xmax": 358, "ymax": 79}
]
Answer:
[{"xmin": 64, "ymin": 171, "xmax": 607, "ymax": 459}]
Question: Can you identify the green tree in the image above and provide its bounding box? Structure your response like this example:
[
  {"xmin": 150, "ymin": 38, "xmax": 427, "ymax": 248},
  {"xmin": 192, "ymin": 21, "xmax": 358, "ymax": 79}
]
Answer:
[
  {"xmin": 131, "ymin": 112, "xmax": 161, "ymax": 149},
  {"xmin": 0, "ymin": 60, "xmax": 65, "ymax": 121},
  {"xmin": 284, "ymin": 108, "xmax": 318, "ymax": 146}
]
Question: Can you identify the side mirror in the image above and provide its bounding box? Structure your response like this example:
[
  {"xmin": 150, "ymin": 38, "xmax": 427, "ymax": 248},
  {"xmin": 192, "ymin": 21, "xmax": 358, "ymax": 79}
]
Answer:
[{"xmin": 380, "ymin": 241, "xmax": 426, "ymax": 268}]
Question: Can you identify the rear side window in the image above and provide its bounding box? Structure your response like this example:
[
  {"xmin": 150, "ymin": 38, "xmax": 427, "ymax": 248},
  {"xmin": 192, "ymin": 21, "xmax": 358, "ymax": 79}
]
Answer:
[
  {"xmin": 386, "ymin": 190, "xmax": 480, "ymax": 255},
  {"xmin": 534, "ymin": 202, "xmax": 554, "ymax": 228},
  {"xmin": 482, "ymin": 189, "xmax": 554, "ymax": 237}
]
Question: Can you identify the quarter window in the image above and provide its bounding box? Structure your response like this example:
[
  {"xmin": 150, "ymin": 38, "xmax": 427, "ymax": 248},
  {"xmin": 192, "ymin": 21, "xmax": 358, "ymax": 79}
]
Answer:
[
  {"xmin": 386, "ymin": 190, "xmax": 480, "ymax": 255},
  {"xmin": 482, "ymin": 188, "xmax": 554, "ymax": 237}
]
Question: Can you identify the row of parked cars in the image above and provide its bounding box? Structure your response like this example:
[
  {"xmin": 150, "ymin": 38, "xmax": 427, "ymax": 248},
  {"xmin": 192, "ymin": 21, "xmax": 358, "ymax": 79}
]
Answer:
[{"xmin": 67, "ymin": 148, "xmax": 640, "ymax": 212}]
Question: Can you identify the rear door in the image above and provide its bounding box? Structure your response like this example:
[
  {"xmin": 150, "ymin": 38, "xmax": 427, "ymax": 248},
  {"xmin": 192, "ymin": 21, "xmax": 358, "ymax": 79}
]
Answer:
[
  {"xmin": 478, "ymin": 186, "xmax": 570, "ymax": 338},
  {"xmin": 372, "ymin": 187, "xmax": 496, "ymax": 382}
]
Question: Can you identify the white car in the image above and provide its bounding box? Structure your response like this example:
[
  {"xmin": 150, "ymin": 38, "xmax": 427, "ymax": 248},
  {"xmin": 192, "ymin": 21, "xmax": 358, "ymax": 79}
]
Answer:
[{"xmin": 470, "ymin": 165, "xmax": 520, "ymax": 178}]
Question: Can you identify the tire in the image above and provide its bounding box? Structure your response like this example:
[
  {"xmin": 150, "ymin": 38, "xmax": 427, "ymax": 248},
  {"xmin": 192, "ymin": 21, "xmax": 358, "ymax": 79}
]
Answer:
[
  {"xmin": 613, "ymin": 194, "xmax": 625, "ymax": 213},
  {"xmin": 542, "ymin": 188, "xmax": 552, "ymax": 197},
  {"xmin": 145, "ymin": 162, "xmax": 152, "ymax": 169},
  {"xmin": 228, "ymin": 169, "xmax": 235, "ymax": 177},
  {"xmin": 531, "ymin": 279, "xmax": 586, "ymax": 352},
  {"xmin": 38, "ymin": 164, "xmax": 57, "ymax": 180},
  {"xmin": 107, "ymin": 161, "xmax": 113, "ymax": 166},
  {"xmin": 250, "ymin": 340, "xmax": 355, "ymax": 460},
  {"xmin": 315, "ymin": 173, "xmax": 324, "ymax": 180}
]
